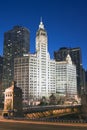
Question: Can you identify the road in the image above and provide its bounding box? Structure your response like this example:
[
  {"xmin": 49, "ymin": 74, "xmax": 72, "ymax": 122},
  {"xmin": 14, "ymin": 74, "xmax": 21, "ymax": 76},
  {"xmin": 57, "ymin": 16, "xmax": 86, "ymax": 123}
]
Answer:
[{"xmin": 0, "ymin": 119, "xmax": 87, "ymax": 130}]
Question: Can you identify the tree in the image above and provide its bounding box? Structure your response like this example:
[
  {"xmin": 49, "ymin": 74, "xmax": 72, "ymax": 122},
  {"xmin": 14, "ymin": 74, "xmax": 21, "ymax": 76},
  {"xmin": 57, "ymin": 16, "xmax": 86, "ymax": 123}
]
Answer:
[
  {"xmin": 39, "ymin": 96, "xmax": 48, "ymax": 106},
  {"xmin": 49, "ymin": 94, "xmax": 57, "ymax": 105}
]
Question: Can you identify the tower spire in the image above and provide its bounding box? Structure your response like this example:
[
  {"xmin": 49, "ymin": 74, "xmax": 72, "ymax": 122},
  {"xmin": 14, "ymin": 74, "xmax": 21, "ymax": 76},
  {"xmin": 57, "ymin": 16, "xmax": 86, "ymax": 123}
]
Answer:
[
  {"xmin": 39, "ymin": 17, "xmax": 44, "ymax": 29},
  {"xmin": 66, "ymin": 54, "xmax": 72, "ymax": 64},
  {"xmin": 40, "ymin": 17, "xmax": 42, "ymax": 23}
]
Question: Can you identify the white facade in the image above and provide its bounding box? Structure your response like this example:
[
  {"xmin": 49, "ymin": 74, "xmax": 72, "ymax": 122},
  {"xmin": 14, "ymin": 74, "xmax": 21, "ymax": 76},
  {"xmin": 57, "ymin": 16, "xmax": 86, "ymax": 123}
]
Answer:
[
  {"xmin": 56, "ymin": 54, "xmax": 77, "ymax": 98},
  {"xmin": 14, "ymin": 20, "xmax": 56, "ymax": 101},
  {"xmin": 28, "ymin": 54, "xmax": 37, "ymax": 99},
  {"xmin": 35, "ymin": 20, "xmax": 56, "ymax": 98},
  {"xmin": 36, "ymin": 20, "xmax": 49, "ymax": 98},
  {"xmin": 48, "ymin": 59, "xmax": 56, "ymax": 95},
  {"xmin": 14, "ymin": 20, "xmax": 77, "ymax": 103}
]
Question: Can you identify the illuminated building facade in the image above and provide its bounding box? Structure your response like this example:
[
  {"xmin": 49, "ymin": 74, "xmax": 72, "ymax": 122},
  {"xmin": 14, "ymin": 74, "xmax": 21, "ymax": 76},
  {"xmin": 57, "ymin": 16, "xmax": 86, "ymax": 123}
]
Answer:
[
  {"xmin": 14, "ymin": 20, "xmax": 56, "ymax": 102},
  {"xmin": 54, "ymin": 47, "xmax": 82, "ymax": 96},
  {"xmin": 56, "ymin": 54, "xmax": 77, "ymax": 98}
]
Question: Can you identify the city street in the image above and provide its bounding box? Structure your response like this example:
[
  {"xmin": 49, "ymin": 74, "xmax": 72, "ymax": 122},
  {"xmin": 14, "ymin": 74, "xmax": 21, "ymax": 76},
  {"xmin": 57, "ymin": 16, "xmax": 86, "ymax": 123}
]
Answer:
[{"xmin": 0, "ymin": 119, "xmax": 87, "ymax": 130}]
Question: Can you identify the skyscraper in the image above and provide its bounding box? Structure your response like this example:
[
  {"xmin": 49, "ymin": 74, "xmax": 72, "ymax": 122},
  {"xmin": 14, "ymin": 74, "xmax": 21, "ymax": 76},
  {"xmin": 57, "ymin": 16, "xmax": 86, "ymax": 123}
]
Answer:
[
  {"xmin": 56, "ymin": 54, "xmax": 77, "ymax": 98},
  {"xmin": 14, "ymin": 20, "xmax": 77, "ymax": 104},
  {"xmin": 2, "ymin": 26, "xmax": 30, "ymax": 90},
  {"xmin": 54, "ymin": 47, "xmax": 82, "ymax": 96},
  {"xmin": 14, "ymin": 20, "xmax": 56, "ymax": 103},
  {"xmin": 36, "ymin": 20, "xmax": 56, "ymax": 98}
]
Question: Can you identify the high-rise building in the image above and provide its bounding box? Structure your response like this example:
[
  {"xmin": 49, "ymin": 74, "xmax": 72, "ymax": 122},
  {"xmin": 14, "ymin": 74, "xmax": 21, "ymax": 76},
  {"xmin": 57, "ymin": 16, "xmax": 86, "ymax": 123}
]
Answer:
[
  {"xmin": 14, "ymin": 55, "xmax": 29, "ymax": 103},
  {"xmin": 54, "ymin": 47, "xmax": 82, "ymax": 96},
  {"xmin": 56, "ymin": 54, "xmax": 77, "ymax": 98},
  {"xmin": 35, "ymin": 20, "xmax": 56, "ymax": 98},
  {"xmin": 14, "ymin": 20, "xmax": 77, "ymax": 104},
  {"xmin": 2, "ymin": 26, "xmax": 30, "ymax": 90},
  {"xmin": 14, "ymin": 20, "xmax": 56, "ymax": 103}
]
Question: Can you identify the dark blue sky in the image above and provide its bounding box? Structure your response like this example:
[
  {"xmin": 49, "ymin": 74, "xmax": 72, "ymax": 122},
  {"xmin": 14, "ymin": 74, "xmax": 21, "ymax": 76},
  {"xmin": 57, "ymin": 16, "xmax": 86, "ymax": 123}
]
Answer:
[{"xmin": 0, "ymin": 0, "xmax": 87, "ymax": 69}]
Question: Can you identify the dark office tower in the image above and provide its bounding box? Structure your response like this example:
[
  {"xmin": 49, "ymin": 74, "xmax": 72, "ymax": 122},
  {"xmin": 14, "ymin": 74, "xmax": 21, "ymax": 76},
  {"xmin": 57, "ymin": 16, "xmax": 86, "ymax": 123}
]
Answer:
[
  {"xmin": 0, "ymin": 56, "xmax": 3, "ymax": 94},
  {"xmin": 54, "ymin": 47, "xmax": 82, "ymax": 97},
  {"xmin": 81, "ymin": 68, "xmax": 86, "ymax": 93},
  {"xmin": 2, "ymin": 26, "xmax": 30, "ymax": 90}
]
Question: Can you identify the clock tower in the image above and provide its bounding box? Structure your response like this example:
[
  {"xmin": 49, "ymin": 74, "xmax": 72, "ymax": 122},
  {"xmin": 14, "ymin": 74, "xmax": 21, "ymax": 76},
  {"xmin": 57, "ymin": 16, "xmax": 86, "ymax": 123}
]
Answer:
[{"xmin": 36, "ymin": 19, "xmax": 49, "ymax": 98}]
